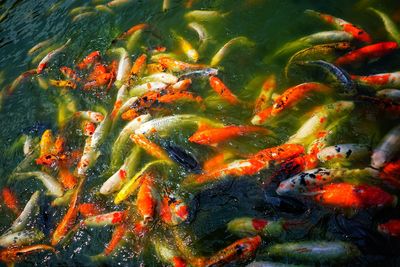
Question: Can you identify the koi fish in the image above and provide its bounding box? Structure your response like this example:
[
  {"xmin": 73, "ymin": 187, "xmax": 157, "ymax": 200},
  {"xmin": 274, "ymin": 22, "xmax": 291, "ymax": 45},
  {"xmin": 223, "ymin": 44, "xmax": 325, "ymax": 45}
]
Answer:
[
  {"xmin": 28, "ymin": 37, "xmax": 55, "ymax": 56},
  {"xmin": 77, "ymin": 51, "xmax": 101, "ymax": 70},
  {"xmin": 159, "ymin": 193, "xmax": 189, "ymax": 226},
  {"xmin": 209, "ymin": 76, "xmax": 240, "ymax": 105},
  {"xmin": 163, "ymin": 143, "xmax": 202, "ymax": 173},
  {"xmin": 313, "ymin": 183, "xmax": 397, "ymax": 208},
  {"xmin": 110, "ymin": 48, "xmax": 131, "ymax": 87},
  {"xmin": 371, "ymin": 124, "xmax": 400, "ymax": 169},
  {"xmin": 378, "ymin": 219, "xmax": 400, "ymax": 237},
  {"xmin": 335, "ymin": 42, "xmax": 398, "ymax": 66},
  {"xmin": 227, "ymin": 217, "xmax": 285, "ymax": 238},
  {"xmin": 130, "ymin": 54, "xmax": 147, "ymax": 78},
  {"xmin": 158, "ymin": 57, "xmax": 206, "ymax": 72},
  {"xmin": 285, "ymin": 42, "xmax": 352, "ymax": 79},
  {"xmin": 83, "ymin": 211, "xmax": 127, "ymax": 227},
  {"xmin": 210, "ymin": 36, "xmax": 254, "ymax": 67},
  {"xmin": 188, "ymin": 22, "xmax": 209, "ymax": 50},
  {"xmin": 2, "ymin": 187, "xmax": 20, "ymax": 215},
  {"xmin": 205, "ymin": 236, "xmax": 261, "ymax": 267},
  {"xmin": 37, "ymin": 39, "xmax": 71, "ymax": 74},
  {"xmin": 142, "ymin": 73, "xmax": 179, "ymax": 84},
  {"xmin": 100, "ymin": 146, "xmax": 141, "ymax": 195},
  {"xmin": 156, "ymin": 90, "xmax": 203, "ymax": 105},
  {"xmin": 6, "ymin": 69, "xmax": 36, "ymax": 95},
  {"xmin": 251, "ymin": 82, "xmax": 331, "ymax": 125},
  {"xmin": 51, "ymin": 179, "xmax": 84, "ymax": 246},
  {"xmin": 110, "ymin": 85, "xmax": 129, "ymax": 120},
  {"xmin": 129, "ymin": 82, "xmax": 168, "ymax": 96},
  {"xmin": 276, "ymin": 168, "xmax": 371, "ymax": 196},
  {"xmin": 39, "ymin": 129, "xmax": 54, "ymax": 157},
  {"xmin": 377, "ymin": 89, "xmax": 400, "ymax": 103},
  {"xmin": 130, "ymin": 134, "xmax": 172, "ymax": 162},
  {"xmin": 184, "ymin": 10, "xmax": 228, "ymax": 22},
  {"xmin": 75, "ymin": 111, "xmax": 104, "ymax": 124},
  {"xmin": 253, "ymin": 74, "xmax": 276, "ymax": 114},
  {"xmin": 179, "ymin": 69, "xmax": 218, "ymax": 80},
  {"xmin": 176, "ymin": 35, "xmax": 199, "ymax": 62},
  {"xmin": 305, "ymin": 9, "xmax": 372, "ymax": 43},
  {"xmin": 115, "ymin": 23, "xmax": 148, "ymax": 40},
  {"xmin": 78, "ymin": 203, "xmax": 103, "ymax": 218},
  {"xmin": 269, "ymin": 31, "xmax": 353, "ymax": 60},
  {"xmin": 77, "ymin": 136, "xmax": 100, "ymax": 177},
  {"xmin": 104, "ymin": 223, "xmax": 127, "ymax": 256},
  {"xmin": 317, "ymin": 144, "xmax": 371, "ymax": 163},
  {"xmin": 3, "ymin": 191, "xmax": 40, "ymax": 235},
  {"xmin": 351, "ymin": 71, "xmax": 400, "ymax": 89},
  {"xmin": 49, "ymin": 79, "xmax": 77, "ymax": 89},
  {"xmin": 136, "ymin": 175, "xmax": 159, "ymax": 223},
  {"xmin": 0, "ymin": 229, "xmax": 44, "ymax": 248},
  {"xmin": 13, "ymin": 172, "xmax": 63, "ymax": 197},
  {"xmin": 202, "ymin": 151, "xmax": 234, "ymax": 172},
  {"xmin": 0, "ymin": 244, "xmax": 55, "ymax": 264},
  {"xmin": 267, "ymin": 241, "xmax": 360, "ymax": 262},
  {"xmin": 82, "ymin": 121, "xmax": 96, "ymax": 136},
  {"xmin": 188, "ymin": 125, "xmax": 270, "ymax": 146}
]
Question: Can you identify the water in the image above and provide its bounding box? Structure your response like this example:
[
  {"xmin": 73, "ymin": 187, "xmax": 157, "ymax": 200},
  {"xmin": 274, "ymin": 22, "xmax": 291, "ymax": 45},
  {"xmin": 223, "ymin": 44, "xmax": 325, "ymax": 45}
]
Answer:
[{"xmin": 1, "ymin": 0, "xmax": 400, "ymax": 266}]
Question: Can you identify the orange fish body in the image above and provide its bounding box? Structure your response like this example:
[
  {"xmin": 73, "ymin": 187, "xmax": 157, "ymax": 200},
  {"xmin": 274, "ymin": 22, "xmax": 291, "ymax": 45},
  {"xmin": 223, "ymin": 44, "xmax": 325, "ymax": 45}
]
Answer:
[
  {"xmin": 121, "ymin": 109, "xmax": 139, "ymax": 121},
  {"xmin": 130, "ymin": 54, "xmax": 147, "ymax": 77},
  {"xmin": 58, "ymin": 165, "xmax": 78, "ymax": 189},
  {"xmin": 60, "ymin": 66, "xmax": 79, "ymax": 81},
  {"xmin": 117, "ymin": 23, "xmax": 148, "ymax": 40},
  {"xmin": 313, "ymin": 183, "xmax": 397, "ymax": 208},
  {"xmin": 379, "ymin": 160, "xmax": 400, "ymax": 188},
  {"xmin": 205, "ymin": 236, "xmax": 261, "ymax": 267},
  {"xmin": 77, "ymin": 51, "xmax": 101, "ymax": 70},
  {"xmin": 159, "ymin": 194, "xmax": 189, "ymax": 226},
  {"xmin": 78, "ymin": 203, "xmax": 103, "ymax": 218},
  {"xmin": 2, "ymin": 187, "xmax": 20, "ymax": 215},
  {"xmin": 157, "ymin": 90, "xmax": 202, "ymax": 104},
  {"xmin": 130, "ymin": 134, "xmax": 171, "ymax": 162},
  {"xmin": 202, "ymin": 152, "xmax": 234, "ymax": 172},
  {"xmin": 136, "ymin": 176, "xmax": 158, "ymax": 223},
  {"xmin": 378, "ymin": 219, "xmax": 400, "ymax": 237},
  {"xmin": 189, "ymin": 125, "xmax": 269, "ymax": 146},
  {"xmin": 251, "ymin": 144, "xmax": 305, "ymax": 163},
  {"xmin": 104, "ymin": 223, "xmax": 127, "ymax": 255},
  {"xmin": 40, "ymin": 129, "xmax": 54, "ymax": 157},
  {"xmin": 209, "ymin": 76, "xmax": 239, "ymax": 105},
  {"xmin": 335, "ymin": 42, "xmax": 398, "ymax": 66},
  {"xmin": 351, "ymin": 71, "xmax": 400, "ymax": 89}
]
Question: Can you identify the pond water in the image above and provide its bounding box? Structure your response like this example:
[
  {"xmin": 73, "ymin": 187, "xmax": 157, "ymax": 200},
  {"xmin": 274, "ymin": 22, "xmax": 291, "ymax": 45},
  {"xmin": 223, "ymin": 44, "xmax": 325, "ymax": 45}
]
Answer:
[{"xmin": 0, "ymin": 0, "xmax": 400, "ymax": 266}]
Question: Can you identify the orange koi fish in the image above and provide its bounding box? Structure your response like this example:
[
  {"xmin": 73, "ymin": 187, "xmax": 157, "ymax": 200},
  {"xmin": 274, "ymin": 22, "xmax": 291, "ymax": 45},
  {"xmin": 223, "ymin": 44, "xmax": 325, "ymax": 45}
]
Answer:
[
  {"xmin": 77, "ymin": 51, "xmax": 101, "ymax": 70},
  {"xmin": 251, "ymin": 143, "xmax": 305, "ymax": 163},
  {"xmin": 205, "ymin": 236, "xmax": 261, "ymax": 266},
  {"xmin": 116, "ymin": 23, "xmax": 149, "ymax": 40},
  {"xmin": 82, "ymin": 121, "xmax": 96, "ymax": 136},
  {"xmin": 51, "ymin": 179, "xmax": 83, "ymax": 246},
  {"xmin": 53, "ymin": 136, "xmax": 65, "ymax": 154},
  {"xmin": 104, "ymin": 223, "xmax": 127, "ymax": 255},
  {"xmin": 0, "ymin": 244, "xmax": 55, "ymax": 264},
  {"xmin": 253, "ymin": 74, "xmax": 276, "ymax": 114},
  {"xmin": 130, "ymin": 134, "xmax": 172, "ymax": 162},
  {"xmin": 60, "ymin": 66, "xmax": 79, "ymax": 81},
  {"xmin": 378, "ymin": 219, "xmax": 400, "ymax": 237},
  {"xmin": 39, "ymin": 129, "xmax": 54, "ymax": 157},
  {"xmin": 136, "ymin": 176, "xmax": 158, "ymax": 223},
  {"xmin": 121, "ymin": 109, "xmax": 139, "ymax": 121},
  {"xmin": 58, "ymin": 165, "xmax": 78, "ymax": 189},
  {"xmin": 2, "ymin": 187, "xmax": 20, "ymax": 215},
  {"xmin": 158, "ymin": 57, "xmax": 206, "ymax": 72},
  {"xmin": 202, "ymin": 151, "xmax": 234, "ymax": 172},
  {"xmin": 252, "ymin": 82, "xmax": 331, "ymax": 124},
  {"xmin": 130, "ymin": 54, "xmax": 147, "ymax": 77},
  {"xmin": 147, "ymin": 63, "xmax": 165, "ymax": 74},
  {"xmin": 305, "ymin": 10, "xmax": 372, "ymax": 43},
  {"xmin": 188, "ymin": 125, "xmax": 269, "ymax": 146},
  {"xmin": 351, "ymin": 71, "xmax": 400, "ymax": 89},
  {"xmin": 78, "ymin": 203, "xmax": 104, "ymax": 218},
  {"xmin": 335, "ymin": 42, "xmax": 398, "ymax": 66},
  {"xmin": 209, "ymin": 76, "xmax": 240, "ymax": 105},
  {"xmin": 157, "ymin": 90, "xmax": 203, "ymax": 105},
  {"xmin": 313, "ymin": 183, "xmax": 397, "ymax": 208}
]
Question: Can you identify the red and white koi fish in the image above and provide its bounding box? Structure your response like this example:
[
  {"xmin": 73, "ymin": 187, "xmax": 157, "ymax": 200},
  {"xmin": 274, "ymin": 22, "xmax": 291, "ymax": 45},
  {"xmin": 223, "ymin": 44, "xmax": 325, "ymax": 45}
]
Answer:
[
  {"xmin": 378, "ymin": 219, "xmax": 400, "ymax": 237},
  {"xmin": 159, "ymin": 193, "xmax": 189, "ymax": 226},
  {"xmin": 136, "ymin": 175, "xmax": 159, "ymax": 223},
  {"xmin": 305, "ymin": 9, "xmax": 372, "ymax": 43},
  {"xmin": 83, "ymin": 211, "xmax": 127, "ymax": 227},
  {"xmin": 37, "ymin": 39, "xmax": 71, "ymax": 74},
  {"xmin": 351, "ymin": 71, "xmax": 400, "ymax": 89}
]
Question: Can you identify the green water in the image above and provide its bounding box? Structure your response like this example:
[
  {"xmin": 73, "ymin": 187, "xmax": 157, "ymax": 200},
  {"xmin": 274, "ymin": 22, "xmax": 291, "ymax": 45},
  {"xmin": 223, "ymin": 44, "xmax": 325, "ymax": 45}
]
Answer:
[{"xmin": 1, "ymin": 0, "xmax": 400, "ymax": 266}]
